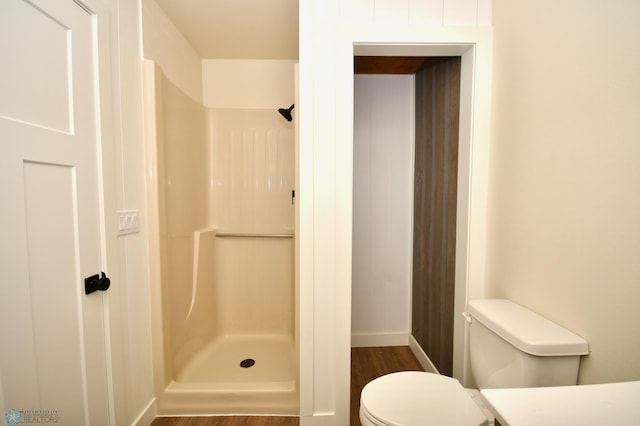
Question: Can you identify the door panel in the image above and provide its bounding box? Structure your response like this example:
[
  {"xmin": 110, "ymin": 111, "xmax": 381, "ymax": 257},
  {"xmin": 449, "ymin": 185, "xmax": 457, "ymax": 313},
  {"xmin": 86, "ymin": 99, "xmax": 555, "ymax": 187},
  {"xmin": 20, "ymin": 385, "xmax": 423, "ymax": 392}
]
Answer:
[
  {"xmin": 21, "ymin": 162, "xmax": 87, "ymax": 416},
  {"xmin": 0, "ymin": 1, "xmax": 110, "ymax": 424},
  {"xmin": 0, "ymin": 0, "xmax": 72, "ymax": 133}
]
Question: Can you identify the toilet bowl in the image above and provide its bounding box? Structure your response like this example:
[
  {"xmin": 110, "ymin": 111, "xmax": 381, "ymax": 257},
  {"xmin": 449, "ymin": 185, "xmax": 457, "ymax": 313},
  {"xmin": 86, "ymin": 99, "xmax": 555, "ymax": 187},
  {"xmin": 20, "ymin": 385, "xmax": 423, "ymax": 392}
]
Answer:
[
  {"xmin": 359, "ymin": 299, "xmax": 590, "ymax": 426},
  {"xmin": 359, "ymin": 371, "xmax": 488, "ymax": 426}
]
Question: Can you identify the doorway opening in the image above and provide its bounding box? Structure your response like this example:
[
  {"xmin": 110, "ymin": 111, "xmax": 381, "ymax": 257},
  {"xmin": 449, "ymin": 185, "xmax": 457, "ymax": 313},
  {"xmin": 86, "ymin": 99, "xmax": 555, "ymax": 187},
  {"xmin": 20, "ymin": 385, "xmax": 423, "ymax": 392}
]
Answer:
[{"xmin": 352, "ymin": 55, "xmax": 461, "ymax": 376}]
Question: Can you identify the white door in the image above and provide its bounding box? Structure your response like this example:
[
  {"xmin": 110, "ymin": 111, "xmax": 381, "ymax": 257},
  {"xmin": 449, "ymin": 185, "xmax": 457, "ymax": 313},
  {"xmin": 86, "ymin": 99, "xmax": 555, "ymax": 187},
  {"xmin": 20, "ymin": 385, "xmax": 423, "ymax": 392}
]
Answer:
[{"xmin": 0, "ymin": 1, "xmax": 111, "ymax": 425}]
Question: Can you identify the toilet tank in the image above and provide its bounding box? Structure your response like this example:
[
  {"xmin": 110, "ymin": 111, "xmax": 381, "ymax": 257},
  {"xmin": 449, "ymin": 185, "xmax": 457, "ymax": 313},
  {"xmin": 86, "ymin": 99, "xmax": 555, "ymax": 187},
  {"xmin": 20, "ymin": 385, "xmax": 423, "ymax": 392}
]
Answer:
[{"xmin": 467, "ymin": 299, "xmax": 589, "ymax": 389}]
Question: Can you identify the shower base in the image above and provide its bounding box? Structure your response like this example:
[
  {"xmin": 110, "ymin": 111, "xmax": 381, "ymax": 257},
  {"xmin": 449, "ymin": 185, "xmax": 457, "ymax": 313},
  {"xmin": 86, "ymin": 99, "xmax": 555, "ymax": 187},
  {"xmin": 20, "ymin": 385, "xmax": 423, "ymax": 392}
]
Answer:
[
  {"xmin": 157, "ymin": 334, "xmax": 298, "ymax": 415},
  {"xmin": 177, "ymin": 333, "xmax": 296, "ymax": 384}
]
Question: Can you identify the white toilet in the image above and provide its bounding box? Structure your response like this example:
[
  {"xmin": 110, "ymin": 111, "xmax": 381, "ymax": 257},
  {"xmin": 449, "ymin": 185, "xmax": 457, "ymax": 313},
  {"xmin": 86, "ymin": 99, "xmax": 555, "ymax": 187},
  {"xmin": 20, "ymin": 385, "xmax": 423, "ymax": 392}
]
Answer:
[{"xmin": 359, "ymin": 299, "xmax": 590, "ymax": 426}]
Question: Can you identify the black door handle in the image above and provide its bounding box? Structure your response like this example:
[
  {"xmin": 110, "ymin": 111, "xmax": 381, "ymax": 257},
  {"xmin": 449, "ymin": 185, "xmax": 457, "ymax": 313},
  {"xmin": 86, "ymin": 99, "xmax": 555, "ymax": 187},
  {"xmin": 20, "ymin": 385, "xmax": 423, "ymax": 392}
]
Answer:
[{"xmin": 85, "ymin": 272, "xmax": 110, "ymax": 295}]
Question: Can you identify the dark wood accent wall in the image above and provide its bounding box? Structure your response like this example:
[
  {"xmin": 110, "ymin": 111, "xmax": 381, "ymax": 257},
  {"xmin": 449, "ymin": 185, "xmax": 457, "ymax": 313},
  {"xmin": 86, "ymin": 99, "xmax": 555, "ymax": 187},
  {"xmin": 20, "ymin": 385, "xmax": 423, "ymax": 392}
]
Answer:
[{"xmin": 411, "ymin": 57, "xmax": 461, "ymax": 377}]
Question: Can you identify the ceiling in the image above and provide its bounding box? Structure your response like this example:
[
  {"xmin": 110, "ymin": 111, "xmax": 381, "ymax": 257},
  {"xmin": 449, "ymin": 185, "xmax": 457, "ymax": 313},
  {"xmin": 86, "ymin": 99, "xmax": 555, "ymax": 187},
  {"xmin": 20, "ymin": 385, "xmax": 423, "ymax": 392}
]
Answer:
[{"xmin": 153, "ymin": 0, "xmax": 299, "ymax": 60}]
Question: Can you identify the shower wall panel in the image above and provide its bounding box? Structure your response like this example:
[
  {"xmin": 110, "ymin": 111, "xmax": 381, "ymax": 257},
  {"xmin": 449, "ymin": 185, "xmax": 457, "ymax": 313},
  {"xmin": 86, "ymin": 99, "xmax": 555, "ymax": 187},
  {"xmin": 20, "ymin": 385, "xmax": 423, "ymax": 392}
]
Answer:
[
  {"xmin": 157, "ymin": 74, "xmax": 213, "ymax": 372},
  {"xmin": 209, "ymin": 109, "xmax": 295, "ymax": 234},
  {"xmin": 215, "ymin": 238, "xmax": 294, "ymax": 336},
  {"xmin": 208, "ymin": 109, "xmax": 295, "ymax": 337}
]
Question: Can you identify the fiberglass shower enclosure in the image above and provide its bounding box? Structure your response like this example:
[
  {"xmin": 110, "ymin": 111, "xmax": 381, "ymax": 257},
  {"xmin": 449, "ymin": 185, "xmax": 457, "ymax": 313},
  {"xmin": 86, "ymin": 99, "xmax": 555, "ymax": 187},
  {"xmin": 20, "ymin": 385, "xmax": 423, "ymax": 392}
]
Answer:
[{"xmin": 144, "ymin": 62, "xmax": 298, "ymax": 415}]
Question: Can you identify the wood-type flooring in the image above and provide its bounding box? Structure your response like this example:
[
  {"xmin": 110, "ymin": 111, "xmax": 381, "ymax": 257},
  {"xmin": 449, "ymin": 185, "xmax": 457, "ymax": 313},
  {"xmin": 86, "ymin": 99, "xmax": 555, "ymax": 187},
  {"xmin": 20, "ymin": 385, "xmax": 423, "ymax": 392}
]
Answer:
[{"xmin": 151, "ymin": 346, "xmax": 424, "ymax": 426}]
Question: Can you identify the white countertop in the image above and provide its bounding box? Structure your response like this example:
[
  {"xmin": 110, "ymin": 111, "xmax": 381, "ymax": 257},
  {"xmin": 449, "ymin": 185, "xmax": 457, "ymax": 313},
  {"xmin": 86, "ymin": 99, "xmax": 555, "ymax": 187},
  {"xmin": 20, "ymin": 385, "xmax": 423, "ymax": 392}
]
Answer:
[{"xmin": 480, "ymin": 381, "xmax": 640, "ymax": 426}]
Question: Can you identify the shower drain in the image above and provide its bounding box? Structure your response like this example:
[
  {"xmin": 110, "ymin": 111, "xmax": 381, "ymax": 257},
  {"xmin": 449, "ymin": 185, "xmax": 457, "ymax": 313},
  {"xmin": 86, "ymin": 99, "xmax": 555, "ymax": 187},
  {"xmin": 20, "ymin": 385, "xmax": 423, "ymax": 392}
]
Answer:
[{"xmin": 240, "ymin": 358, "xmax": 255, "ymax": 368}]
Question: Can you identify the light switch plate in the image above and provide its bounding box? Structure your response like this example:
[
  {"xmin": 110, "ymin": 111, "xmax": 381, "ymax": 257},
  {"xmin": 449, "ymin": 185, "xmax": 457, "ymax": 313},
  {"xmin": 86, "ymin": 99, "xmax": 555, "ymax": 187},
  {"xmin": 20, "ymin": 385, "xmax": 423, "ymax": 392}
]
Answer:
[{"xmin": 117, "ymin": 210, "xmax": 139, "ymax": 236}]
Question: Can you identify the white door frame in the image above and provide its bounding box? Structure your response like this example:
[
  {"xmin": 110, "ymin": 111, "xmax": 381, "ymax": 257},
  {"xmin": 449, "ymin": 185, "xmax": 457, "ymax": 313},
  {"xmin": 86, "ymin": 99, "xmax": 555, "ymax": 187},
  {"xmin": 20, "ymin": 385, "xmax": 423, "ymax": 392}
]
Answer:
[
  {"xmin": 298, "ymin": 25, "xmax": 492, "ymax": 424},
  {"xmin": 41, "ymin": 0, "xmax": 123, "ymax": 422},
  {"xmin": 70, "ymin": 0, "xmax": 122, "ymax": 423},
  {"xmin": 350, "ymin": 31, "xmax": 493, "ymax": 386},
  {"xmin": 347, "ymin": 27, "xmax": 493, "ymax": 382}
]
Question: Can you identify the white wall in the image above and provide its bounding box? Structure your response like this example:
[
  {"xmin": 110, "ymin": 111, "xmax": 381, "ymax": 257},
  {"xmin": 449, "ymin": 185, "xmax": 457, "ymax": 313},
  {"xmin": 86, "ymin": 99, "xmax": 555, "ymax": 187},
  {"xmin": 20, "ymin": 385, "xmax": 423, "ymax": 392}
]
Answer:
[
  {"xmin": 340, "ymin": 0, "xmax": 491, "ymax": 26},
  {"xmin": 352, "ymin": 75, "xmax": 414, "ymax": 343},
  {"xmin": 202, "ymin": 59, "xmax": 297, "ymax": 109},
  {"xmin": 141, "ymin": 0, "xmax": 202, "ymax": 103},
  {"xmin": 487, "ymin": 0, "xmax": 640, "ymax": 384},
  {"xmin": 100, "ymin": 1, "xmax": 156, "ymax": 424}
]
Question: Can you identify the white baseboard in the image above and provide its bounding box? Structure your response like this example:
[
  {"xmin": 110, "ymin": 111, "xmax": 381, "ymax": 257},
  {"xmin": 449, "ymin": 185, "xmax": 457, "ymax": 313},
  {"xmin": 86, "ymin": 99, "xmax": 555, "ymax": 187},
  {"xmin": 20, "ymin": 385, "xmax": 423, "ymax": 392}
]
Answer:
[
  {"xmin": 408, "ymin": 335, "xmax": 439, "ymax": 374},
  {"xmin": 132, "ymin": 398, "xmax": 157, "ymax": 426},
  {"xmin": 351, "ymin": 332, "xmax": 410, "ymax": 348},
  {"xmin": 300, "ymin": 413, "xmax": 338, "ymax": 426}
]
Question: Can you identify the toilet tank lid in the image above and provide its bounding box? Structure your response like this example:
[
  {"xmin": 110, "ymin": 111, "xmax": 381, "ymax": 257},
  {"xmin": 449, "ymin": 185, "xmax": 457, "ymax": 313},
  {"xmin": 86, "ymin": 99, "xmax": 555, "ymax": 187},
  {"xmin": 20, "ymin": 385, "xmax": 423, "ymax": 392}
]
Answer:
[{"xmin": 467, "ymin": 299, "xmax": 589, "ymax": 356}]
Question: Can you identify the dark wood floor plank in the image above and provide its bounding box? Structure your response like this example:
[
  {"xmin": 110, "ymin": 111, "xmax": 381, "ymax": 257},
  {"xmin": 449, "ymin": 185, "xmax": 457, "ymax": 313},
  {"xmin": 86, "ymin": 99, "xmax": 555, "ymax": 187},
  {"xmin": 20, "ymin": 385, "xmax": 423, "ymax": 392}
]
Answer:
[
  {"xmin": 152, "ymin": 416, "xmax": 298, "ymax": 426},
  {"xmin": 350, "ymin": 346, "xmax": 424, "ymax": 426},
  {"xmin": 150, "ymin": 346, "xmax": 423, "ymax": 426}
]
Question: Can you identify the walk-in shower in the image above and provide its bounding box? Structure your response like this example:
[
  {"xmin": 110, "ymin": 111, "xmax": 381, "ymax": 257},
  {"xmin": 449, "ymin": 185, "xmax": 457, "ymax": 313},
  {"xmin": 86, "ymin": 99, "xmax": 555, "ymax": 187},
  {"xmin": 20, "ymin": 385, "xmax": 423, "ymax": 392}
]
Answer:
[{"xmin": 144, "ymin": 62, "xmax": 298, "ymax": 415}]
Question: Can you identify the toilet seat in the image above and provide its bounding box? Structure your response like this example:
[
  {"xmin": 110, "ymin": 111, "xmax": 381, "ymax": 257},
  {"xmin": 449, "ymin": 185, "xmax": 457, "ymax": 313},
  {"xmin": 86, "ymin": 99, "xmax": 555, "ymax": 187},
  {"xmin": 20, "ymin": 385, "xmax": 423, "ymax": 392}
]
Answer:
[{"xmin": 360, "ymin": 371, "xmax": 488, "ymax": 426}]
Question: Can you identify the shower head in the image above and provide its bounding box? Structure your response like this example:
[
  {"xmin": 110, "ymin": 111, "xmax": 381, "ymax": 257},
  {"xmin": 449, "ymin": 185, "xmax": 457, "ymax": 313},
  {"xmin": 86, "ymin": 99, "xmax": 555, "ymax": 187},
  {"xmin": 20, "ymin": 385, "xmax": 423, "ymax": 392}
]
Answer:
[{"xmin": 278, "ymin": 104, "xmax": 295, "ymax": 122}]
